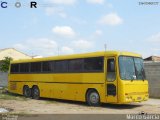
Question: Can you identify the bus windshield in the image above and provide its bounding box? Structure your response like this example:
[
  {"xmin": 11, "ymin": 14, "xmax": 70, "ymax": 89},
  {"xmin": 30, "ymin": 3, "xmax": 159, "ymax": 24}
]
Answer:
[{"xmin": 119, "ymin": 56, "xmax": 146, "ymax": 80}]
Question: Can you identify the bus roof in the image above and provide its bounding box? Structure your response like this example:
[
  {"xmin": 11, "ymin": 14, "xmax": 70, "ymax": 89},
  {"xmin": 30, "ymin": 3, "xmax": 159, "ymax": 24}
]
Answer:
[{"xmin": 11, "ymin": 51, "xmax": 141, "ymax": 64}]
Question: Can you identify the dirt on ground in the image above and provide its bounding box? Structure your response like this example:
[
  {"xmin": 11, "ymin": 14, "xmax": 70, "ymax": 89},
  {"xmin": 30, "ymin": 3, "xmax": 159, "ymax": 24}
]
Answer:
[{"xmin": 0, "ymin": 91, "xmax": 160, "ymax": 114}]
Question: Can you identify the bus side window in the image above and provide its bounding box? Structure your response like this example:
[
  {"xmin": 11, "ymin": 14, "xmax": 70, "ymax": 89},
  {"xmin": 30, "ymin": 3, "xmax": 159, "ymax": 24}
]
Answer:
[
  {"xmin": 11, "ymin": 64, "xmax": 19, "ymax": 73},
  {"xmin": 107, "ymin": 58, "xmax": 116, "ymax": 81}
]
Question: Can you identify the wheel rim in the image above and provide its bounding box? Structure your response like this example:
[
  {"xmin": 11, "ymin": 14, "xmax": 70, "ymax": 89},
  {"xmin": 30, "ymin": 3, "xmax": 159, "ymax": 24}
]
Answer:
[
  {"xmin": 24, "ymin": 87, "xmax": 30, "ymax": 97},
  {"xmin": 33, "ymin": 88, "xmax": 39, "ymax": 98},
  {"xmin": 89, "ymin": 92, "xmax": 99, "ymax": 104}
]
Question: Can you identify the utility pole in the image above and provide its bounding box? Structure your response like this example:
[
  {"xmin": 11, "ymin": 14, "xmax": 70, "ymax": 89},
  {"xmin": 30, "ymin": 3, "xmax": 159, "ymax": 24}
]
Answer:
[
  {"xmin": 57, "ymin": 46, "xmax": 60, "ymax": 56},
  {"xmin": 104, "ymin": 43, "xmax": 107, "ymax": 51}
]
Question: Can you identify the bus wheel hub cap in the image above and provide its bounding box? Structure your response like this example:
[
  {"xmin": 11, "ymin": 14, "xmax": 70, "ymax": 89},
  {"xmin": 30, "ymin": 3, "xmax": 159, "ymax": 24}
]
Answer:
[{"xmin": 90, "ymin": 93, "xmax": 99, "ymax": 103}]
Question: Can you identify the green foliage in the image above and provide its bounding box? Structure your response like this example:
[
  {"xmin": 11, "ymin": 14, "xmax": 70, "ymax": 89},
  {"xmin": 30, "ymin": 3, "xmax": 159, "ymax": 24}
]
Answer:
[{"xmin": 0, "ymin": 57, "xmax": 13, "ymax": 72}]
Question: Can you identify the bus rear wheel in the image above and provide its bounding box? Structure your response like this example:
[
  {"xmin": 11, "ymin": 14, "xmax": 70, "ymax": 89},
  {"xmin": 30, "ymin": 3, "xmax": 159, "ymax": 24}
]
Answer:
[
  {"xmin": 86, "ymin": 89, "xmax": 100, "ymax": 106},
  {"xmin": 32, "ymin": 86, "xmax": 40, "ymax": 100},
  {"xmin": 23, "ymin": 85, "xmax": 31, "ymax": 98}
]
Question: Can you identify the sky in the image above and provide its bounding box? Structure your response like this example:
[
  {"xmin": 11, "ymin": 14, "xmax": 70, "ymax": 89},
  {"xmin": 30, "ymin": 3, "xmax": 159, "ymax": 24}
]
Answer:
[{"xmin": 0, "ymin": 0, "xmax": 160, "ymax": 58}]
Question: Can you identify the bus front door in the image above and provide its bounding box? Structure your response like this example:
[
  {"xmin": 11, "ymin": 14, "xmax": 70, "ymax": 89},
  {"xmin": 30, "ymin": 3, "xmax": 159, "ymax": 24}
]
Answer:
[{"xmin": 106, "ymin": 57, "xmax": 118, "ymax": 103}]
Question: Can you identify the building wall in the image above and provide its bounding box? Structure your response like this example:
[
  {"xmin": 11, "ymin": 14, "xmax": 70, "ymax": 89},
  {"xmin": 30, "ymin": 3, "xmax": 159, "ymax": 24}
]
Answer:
[
  {"xmin": 144, "ymin": 62, "xmax": 160, "ymax": 98},
  {"xmin": 0, "ymin": 72, "xmax": 8, "ymax": 87},
  {"xmin": 0, "ymin": 48, "xmax": 31, "ymax": 60}
]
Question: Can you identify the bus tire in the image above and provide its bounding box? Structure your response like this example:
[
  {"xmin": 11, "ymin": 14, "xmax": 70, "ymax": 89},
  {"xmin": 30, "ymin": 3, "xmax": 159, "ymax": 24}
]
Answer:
[
  {"xmin": 32, "ymin": 86, "xmax": 40, "ymax": 100},
  {"xmin": 86, "ymin": 89, "xmax": 100, "ymax": 106},
  {"xmin": 23, "ymin": 85, "xmax": 31, "ymax": 98}
]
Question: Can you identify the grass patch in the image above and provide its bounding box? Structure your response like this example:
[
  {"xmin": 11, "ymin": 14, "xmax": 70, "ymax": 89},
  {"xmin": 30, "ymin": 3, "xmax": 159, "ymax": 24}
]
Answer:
[
  {"xmin": 0, "ymin": 89, "xmax": 28, "ymax": 101},
  {"xmin": 0, "ymin": 93, "xmax": 26, "ymax": 101}
]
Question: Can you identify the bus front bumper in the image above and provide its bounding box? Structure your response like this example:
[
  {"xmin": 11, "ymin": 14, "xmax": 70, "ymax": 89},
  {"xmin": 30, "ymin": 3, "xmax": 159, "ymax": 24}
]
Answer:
[{"xmin": 124, "ymin": 93, "xmax": 149, "ymax": 103}]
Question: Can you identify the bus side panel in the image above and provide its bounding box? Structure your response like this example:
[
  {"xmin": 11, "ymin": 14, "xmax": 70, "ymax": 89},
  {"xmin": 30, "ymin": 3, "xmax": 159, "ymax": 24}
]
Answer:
[
  {"xmin": 8, "ymin": 73, "xmax": 106, "ymax": 103},
  {"xmin": 8, "ymin": 82, "xmax": 24, "ymax": 95},
  {"xmin": 39, "ymin": 83, "xmax": 77, "ymax": 100},
  {"xmin": 9, "ymin": 73, "xmax": 105, "ymax": 84},
  {"xmin": 39, "ymin": 83, "xmax": 106, "ymax": 102},
  {"xmin": 8, "ymin": 82, "xmax": 106, "ymax": 103}
]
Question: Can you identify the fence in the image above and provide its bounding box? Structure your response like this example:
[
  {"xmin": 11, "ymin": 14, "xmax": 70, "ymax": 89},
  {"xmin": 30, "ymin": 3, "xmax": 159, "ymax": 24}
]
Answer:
[
  {"xmin": 144, "ymin": 62, "xmax": 160, "ymax": 98},
  {"xmin": 0, "ymin": 72, "xmax": 8, "ymax": 87}
]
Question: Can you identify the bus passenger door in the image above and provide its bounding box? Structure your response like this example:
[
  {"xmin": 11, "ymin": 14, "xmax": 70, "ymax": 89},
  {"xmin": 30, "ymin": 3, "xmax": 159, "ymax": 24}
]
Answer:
[{"xmin": 106, "ymin": 57, "xmax": 118, "ymax": 103}]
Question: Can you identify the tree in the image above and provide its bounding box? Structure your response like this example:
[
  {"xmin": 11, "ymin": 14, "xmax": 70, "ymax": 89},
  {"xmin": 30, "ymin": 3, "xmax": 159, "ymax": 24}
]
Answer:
[{"xmin": 0, "ymin": 57, "xmax": 13, "ymax": 72}]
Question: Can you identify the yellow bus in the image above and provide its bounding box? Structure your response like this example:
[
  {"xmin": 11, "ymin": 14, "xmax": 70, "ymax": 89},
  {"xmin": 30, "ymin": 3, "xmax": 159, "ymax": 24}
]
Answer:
[{"xmin": 8, "ymin": 51, "xmax": 148, "ymax": 106}]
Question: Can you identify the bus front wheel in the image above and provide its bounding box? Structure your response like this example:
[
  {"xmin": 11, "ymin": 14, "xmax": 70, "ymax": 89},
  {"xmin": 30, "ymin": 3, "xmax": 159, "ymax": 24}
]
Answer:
[
  {"xmin": 32, "ymin": 86, "xmax": 40, "ymax": 100},
  {"xmin": 23, "ymin": 85, "xmax": 31, "ymax": 98},
  {"xmin": 86, "ymin": 89, "xmax": 100, "ymax": 106}
]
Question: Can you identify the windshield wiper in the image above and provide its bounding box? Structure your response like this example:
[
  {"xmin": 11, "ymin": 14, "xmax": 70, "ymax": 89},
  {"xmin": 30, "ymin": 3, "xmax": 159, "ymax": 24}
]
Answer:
[
  {"xmin": 141, "ymin": 68, "xmax": 145, "ymax": 81},
  {"xmin": 140, "ymin": 64, "xmax": 145, "ymax": 81},
  {"xmin": 134, "ymin": 67, "xmax": 138, "ymax": 80}
]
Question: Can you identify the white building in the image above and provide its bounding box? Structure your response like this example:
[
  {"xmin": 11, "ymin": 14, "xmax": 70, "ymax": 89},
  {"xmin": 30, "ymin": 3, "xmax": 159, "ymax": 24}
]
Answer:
[
  {"xmin": 0, "ymin": 48, "xmax": 31, "ymax": 60},
  {"xmin": 0, "ymin": 48, "xmax": 31, "ymax": 87}
]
